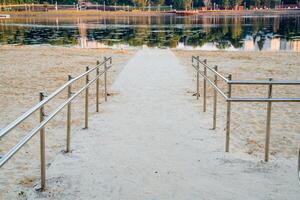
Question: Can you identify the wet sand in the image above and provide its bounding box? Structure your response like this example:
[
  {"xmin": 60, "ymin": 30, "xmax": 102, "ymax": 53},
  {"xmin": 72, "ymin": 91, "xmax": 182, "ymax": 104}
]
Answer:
[
  {"xmin": 173, "ymin": 50, "xmax": 300, "ymax": 158},
  {"xmin": 0, "ymin": 46, "xmax": 136, "ymax": 199}
]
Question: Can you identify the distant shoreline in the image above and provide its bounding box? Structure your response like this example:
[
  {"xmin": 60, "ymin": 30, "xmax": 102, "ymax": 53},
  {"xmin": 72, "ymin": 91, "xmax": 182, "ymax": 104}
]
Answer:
[{"xmin": 1, "ymin": 9, "xmax": 300, "ymax": 18}]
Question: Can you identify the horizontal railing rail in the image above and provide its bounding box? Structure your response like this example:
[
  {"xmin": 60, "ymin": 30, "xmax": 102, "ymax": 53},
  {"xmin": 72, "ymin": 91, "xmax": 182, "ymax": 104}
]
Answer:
[
  {"xmin": 193, "ymin": 56, "xmax": 229, "ymax": 83},
  {"xmin": 192, "ymin": 62, "xmax": 228, "ymax": 99},
  {"xmin": 228, "ymin": 80, "xmax": 300, "ymax": 85},
  {"xmin": 192, "ymin": 56, "xmax": 300, "ymax": 86},
  {"xmin": 191, "ymin": 56, "xmax": 300, "ymax": 165},
  {"xmin": 0, "ymin": 56, "xmax": 112, "ymax": 190},
  {"xmin": 0, "ymin": 58, "xmax": 110, "ymax": 139},
  {"xmin": 228, "ymin": 97, "xmax": 300, "ymax": 102}
]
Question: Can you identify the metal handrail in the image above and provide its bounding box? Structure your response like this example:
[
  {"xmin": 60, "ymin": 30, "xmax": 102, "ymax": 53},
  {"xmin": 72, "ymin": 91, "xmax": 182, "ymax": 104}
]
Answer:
[
  {"xmin": 298, "ymin": 149, "xmax": 300, "ymax": 180},
  {"xmin": 192, "ymin": 56, "xmax": 300, "ymax": 86},
  {"xmin": 191, "ymin": 56, "xmax": 300, "ymax": 162},
  {"xmin": 192, "ymin": 56, "xmax": 228, "ymax": 83},
  {"xmin": 0, "ymin": 56, "xmax": 112, "ymax": 190},
  {"xmin": 192, "ymin": 63, "xmax": 228, "ymax": 99},
  {"xmin": 228, "ymin": 80, "xmax": 300, "ymax": 85},
  {"xmin": 228, "ymin": 97, "xmax": 300, "ymax": 102},
  {"xmin": 0, "ymin": 57, "xmax": 111, "ymax": 139},
  {"xmin": 192, "ymin": 62, "xmax": 300, "ymax": 103}
]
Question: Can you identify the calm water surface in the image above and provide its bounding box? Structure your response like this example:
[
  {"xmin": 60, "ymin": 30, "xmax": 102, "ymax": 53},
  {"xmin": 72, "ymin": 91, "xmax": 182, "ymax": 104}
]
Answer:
[{"xmin": 0, "ymin": 15, "xmax": 300, "ymax": 51}]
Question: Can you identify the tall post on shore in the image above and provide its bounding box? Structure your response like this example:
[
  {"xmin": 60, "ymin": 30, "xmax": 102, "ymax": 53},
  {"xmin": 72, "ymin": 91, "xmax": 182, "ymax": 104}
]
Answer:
[
  {"xmin": 66, "ymin": 75, "xmax": 72, "ymax": 153},
  {"xmin": 84, "ymin": 66, "xmax": 89, "ymax": 129},
  {"xmin": 212, "ymin": 65, "xmax": 218, "ymax": 130},
  {"xmin": 196, "ymin": 56, "xmax": 200, "ymax": 100},
  {"xmin": 96, "ymin": 61, "xmax": 100, "ymax": 112},
  {"xmin": 265, "ymin": 78, "xmax": 273, "ymax": 162},
  {"xmin": 203, "ymin": 59, "xmax": 207, "ymax": 112},
  {"xmin": 298, "ymin": 149, "xmax": 300, "ymax": 180},
  {"xmin": 225, "ymin": 74, "xmax": 232, "ymax": 152},
  {"xmin": 104, "ymin": 57, "xmax": 108, "ymax": 102},
  {"xmin": 39, "ymin": 92, "xmax": 46, "ymax": 190}
]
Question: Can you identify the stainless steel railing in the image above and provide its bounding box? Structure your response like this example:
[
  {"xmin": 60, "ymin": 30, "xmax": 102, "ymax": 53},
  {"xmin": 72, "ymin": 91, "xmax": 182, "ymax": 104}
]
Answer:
[
  {"xmin": 0, "ymin": 56, "xmax": 112, "ymax": 190},
  {"xmin": 298, "ymin": 149, "xmax": 300, "ymax": 180},
  {"xmin": 191, "ymin": 56, "xmax": 300, "ymax": 162}
]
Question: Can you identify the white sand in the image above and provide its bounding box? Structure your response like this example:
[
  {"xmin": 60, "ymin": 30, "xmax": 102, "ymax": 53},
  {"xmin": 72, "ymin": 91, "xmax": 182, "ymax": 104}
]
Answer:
[
  {"xmin": 174, "ymin": 50, "xmax": 300, "ymax": 159},
  {"xmin": 0, "ymin": 46, "xmax": 135, "ymax": 199},
  {"xmin": 9, "ymin": 49, "xmax": 299, "ymax": 199}
]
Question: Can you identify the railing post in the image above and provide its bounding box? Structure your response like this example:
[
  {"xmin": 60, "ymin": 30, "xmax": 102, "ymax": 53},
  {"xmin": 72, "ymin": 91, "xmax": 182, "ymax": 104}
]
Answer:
[
  {"xmin": 39, "ymin": 92, "xmax": 46, "ymax": 190},
  {"xmin": 66, "ymin": 75, "xmax": 72, "ymax": 153},
  {"xmin": 298, "ymin": 149, "xmax": 300, "ymax": 180},
  {"xmin": 212, "ymin": 65, "xmax": 218, "ymax": 130},
  {"xmin": 104, "ymin": 57, "xmax": 108, "ymax": 102},
  {"xmin": 203, "ymin": 59, "xmax": 207, "ymax": 112},
  {"xmin": 84, "ymin": 66, "xmax": 89, "ymax": 129},
  {"xmin": 96, "ymin": 60, "xmax": 100, "ymax": 112},
  {"xmin": 225, "ymin": 74, "xmax": 232, "ymax": 152},
  {"xmin": 265, "ymin": 78, "xmax": 273, "ymax": 162},
  {"xmin": 196, "ymin": 56, "xmax": 200, "ymax": 100}
]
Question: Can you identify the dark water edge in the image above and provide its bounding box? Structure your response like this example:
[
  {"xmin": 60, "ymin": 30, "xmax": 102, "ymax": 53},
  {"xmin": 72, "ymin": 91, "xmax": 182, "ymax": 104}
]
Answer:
[{"xmin": 0, "ymin": 14, "xmax": 299, "ymax": 51}]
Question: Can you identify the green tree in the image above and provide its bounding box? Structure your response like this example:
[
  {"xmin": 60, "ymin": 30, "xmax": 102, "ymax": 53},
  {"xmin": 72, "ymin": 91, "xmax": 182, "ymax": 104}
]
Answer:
[
  {"xmin": 193, "ymin": 0, "xmax": 204, "ymax": 7},
  {"xmin": 223, "ymin": 0, "xmax": 230, "ymax": 8},
  {"xmin": 133, "ymin": 0, "xmax": 148, "ymax": 6},
  {"xmin": 151, "ymin": 0, "xmax": 164, "ymax": 5},
  {"xmin": 183, "ymin": 0, "xmax": 192, "ymax": 9},
  {"xmin": 173, "ymin": 0, "xmax": 184, "ymax": 9}
]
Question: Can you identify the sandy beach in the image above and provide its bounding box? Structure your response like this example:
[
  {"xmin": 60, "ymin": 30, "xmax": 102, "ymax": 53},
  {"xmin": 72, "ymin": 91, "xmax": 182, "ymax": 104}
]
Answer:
[
  {"xmin": 174, "ymin": 50, "xmax": 300, "ymax": 158},
  {"xmin": 0, "ymin": 46, "xmax": 136, "ymax": 199},
  {"xmin": 0, "ymin": 47, "xmax": 300, "ymax": 199},
  {"xmin": 1, "ymin": 48, "xmax": 299, "ymax": 199}
]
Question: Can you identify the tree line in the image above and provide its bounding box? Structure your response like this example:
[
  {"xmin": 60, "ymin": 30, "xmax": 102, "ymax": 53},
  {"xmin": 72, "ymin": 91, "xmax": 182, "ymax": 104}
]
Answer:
[
  {"xmin": 0, "ymin": 0, "xmax": 299, "ymax": 9},
  {"xmin": 1, "ymin": 15, "xmax": 298, "ymax": 49}
]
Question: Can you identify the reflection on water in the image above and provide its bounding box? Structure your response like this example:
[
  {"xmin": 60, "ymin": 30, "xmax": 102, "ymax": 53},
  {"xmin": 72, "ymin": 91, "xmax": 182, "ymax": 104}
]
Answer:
[{"xmin": 0, "ymin": 15, "xmax": 299, "ymax": 51}]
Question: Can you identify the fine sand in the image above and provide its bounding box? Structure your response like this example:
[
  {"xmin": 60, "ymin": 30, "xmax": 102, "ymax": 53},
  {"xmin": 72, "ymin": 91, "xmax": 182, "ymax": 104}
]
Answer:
[
  {"xmin": 0, "ymin": 47, "xmax": 300, "ymax": 199},
  {"xmin": 0, "ymin": 46, "xmax": 136, "ymax": 199},
  {"xmin": 10, "ymin": 49, "xmax": 300, "ymax": 199},
  {"xmin": 173, "ymin": 50, "xmax": 300, "ymax": 158}
]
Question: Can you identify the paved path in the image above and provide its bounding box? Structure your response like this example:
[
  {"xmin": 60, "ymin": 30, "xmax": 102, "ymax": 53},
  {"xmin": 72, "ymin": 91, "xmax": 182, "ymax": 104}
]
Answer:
[{"xmin": 29, "ymin": 49, "xmax": 300, "ymax": 200}]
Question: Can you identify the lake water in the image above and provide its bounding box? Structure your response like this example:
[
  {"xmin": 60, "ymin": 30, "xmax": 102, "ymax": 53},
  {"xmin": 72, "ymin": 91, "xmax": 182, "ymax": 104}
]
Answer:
[{"xmin": 0, "ymin": 14, "xmax": 300, "ymax": 51}]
